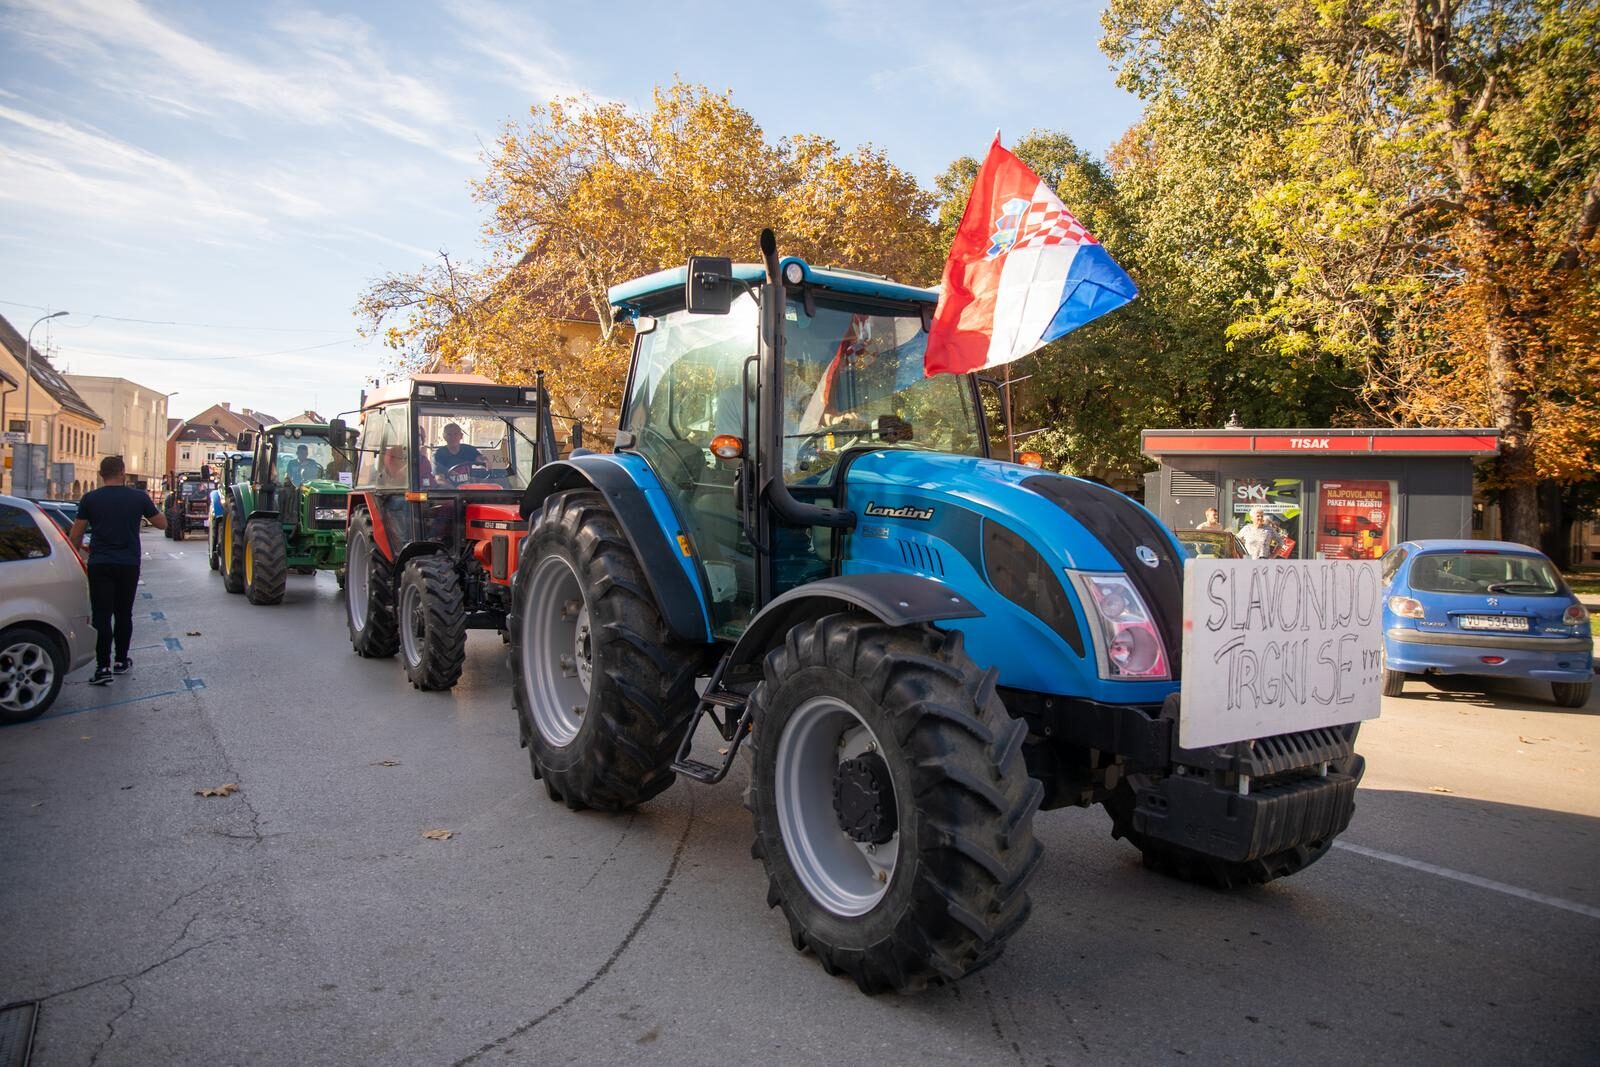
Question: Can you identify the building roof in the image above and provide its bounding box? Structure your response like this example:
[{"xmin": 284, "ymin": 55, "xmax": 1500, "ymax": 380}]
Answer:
[
  {"xmin": 175, "ymin": 424, "xmax": 234, "ymax": 444},
  {"xmin": 0, "ymin": 312, "xmax": 106, "ymax": 424},
  {"xmin": 1141, "ymin": 427, "xmax": 1500, "ymax": 459}
]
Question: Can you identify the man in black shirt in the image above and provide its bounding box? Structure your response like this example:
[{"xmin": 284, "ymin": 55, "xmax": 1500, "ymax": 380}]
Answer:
[{"xmin": 70, "ymin": 456, "xmax": 165, "ymax": 685}]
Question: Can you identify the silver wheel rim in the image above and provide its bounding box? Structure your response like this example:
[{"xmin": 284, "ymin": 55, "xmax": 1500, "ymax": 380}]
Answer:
[
  {"xmin": 348, "ymin": 529, "xmax": 371, "ymax": 632},
  {"xmin": 400, "ymin": 578, "xmax": 424, "ymax": 667},
  {"xmin": 0, "ymin": 640, "xmax": 56, "ymax": 714},
  {"xmin": 521, "ymin": 553, "xmax": 592, "ymax": 747},
  {"xmin": 775, "ymin": 696, "xmax": 899, "ymax": 917}
]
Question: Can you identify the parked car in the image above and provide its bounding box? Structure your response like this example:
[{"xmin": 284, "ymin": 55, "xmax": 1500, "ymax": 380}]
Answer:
[
  {"xmin": 1380, "ymin": 539, "xmax": 1593, "ymax": 707},
  {"xmin": 0, "ymin": 494, "xmax": 95, "ymax": 724},
  {"xmin": 31, "ymin": 499, "xmax": 89, "ymax": 548},
  {"xmin": 1174, "ymin": 528, "xmax": 1245, "ymax": 559}
]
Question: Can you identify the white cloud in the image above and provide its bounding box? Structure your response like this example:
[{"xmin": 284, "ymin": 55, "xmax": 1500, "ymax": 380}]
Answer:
[
  {"xmin": 442, "ymin": 0, "xmax": 591, "ymax": 103},
  {"xmin": 3, "ymin": 0, "xmax": 473, "ymax": 161}
]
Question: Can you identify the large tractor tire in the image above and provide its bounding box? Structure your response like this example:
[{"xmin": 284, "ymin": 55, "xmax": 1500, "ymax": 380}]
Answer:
[
  {"xmin": 208, "ymin": 525, "xmax": 221, "ymax": 571},
  {"xmin": 244, "ymin": 518, "xmax": 288, "ymax": 605},
  {"xmin": 746, "ymin": 615, "xmax": 1043, "ymax": 994},
  {"xmin": 172, "ymin": 516, "xmax": 186, "ymax": 542},
  {"xmin": 398, "ymin": 555, "xmax": 467, "ymax": 691},
  {"xmin": 513, "ymin": 490, "xmax": 699, "ymax": 811},
  {"xmin": 346, "ymin": 509, "xmax": 398, "ymax": 658},
  {"xmin": 221, "ymin": 497, "xmax": 247, "ymax": 595},
  {"xmin": 1102, "ymin": 739, "xmax": 1364, "ymax": 890}
]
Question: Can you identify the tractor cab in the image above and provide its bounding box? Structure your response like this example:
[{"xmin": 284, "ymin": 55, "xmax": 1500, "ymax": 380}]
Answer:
[
  {"xmin": 344, "ymin": 373, "xmax": 558, "ymax": 690},
  {"xmin": 609, "ymin": 259, "xmax": 987, "ymax": 640}
]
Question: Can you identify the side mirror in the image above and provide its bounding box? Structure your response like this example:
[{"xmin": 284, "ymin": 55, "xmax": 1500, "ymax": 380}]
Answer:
[
  {"xmin": 329, "ymin": 418, "xmax": 348, "ymax": 447},
  {"xmin": 685, "ymin": 256, "xmax": 734, "ymax": 315},
  {"xmin": 876, "ymin": 415, "xmax": 914, "ymax": 443},
  {"xmin": 237, "ymin": 431, "xmax": 255, "ymax": 452}
]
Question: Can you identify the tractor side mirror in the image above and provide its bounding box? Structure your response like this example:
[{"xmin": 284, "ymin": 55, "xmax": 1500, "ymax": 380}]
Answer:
[
  {"xmin": 328, "ymin": 418, "xmax": 349, "ymax": 447},
  {"xmin": 876, "ymin": 415, "xmax": 914, "ymax": 443},
  {"xmin": 237, "ymin": 431, "xmax": 255, "ymax": 452},
  {"xmin": 685, "ymin": 256, "xmax": 734, "ymax": 315}
]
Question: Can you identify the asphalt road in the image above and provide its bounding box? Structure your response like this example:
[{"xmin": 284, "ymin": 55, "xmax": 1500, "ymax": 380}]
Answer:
[{"xmin": 3, "ymin": 531, "xmax": 1597, "ymax": 1066}]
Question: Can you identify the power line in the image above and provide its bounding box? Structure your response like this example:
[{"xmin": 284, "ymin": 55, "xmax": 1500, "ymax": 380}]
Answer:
[
  {"xmin": 0, "ymin": 297, "xmax": 347, "ymax": 334},
  {"xmin": 98, "ymin": 338, "xmax": 358, "ymax": 363}
]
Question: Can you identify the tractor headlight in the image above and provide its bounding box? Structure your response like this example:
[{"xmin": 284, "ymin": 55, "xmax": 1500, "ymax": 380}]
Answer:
[
  {"xmin": 1066, "ymin": 572, "xmax": 1171, "ymax": 681},
  {"xmin": 314, "ymin": 508, "xmax": 348, "ymax": 522}
]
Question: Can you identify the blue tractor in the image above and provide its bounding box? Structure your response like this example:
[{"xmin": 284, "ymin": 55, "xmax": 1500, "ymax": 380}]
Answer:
[{"xmin": 509, "ymin": 232, "xmax": 1365, "ymax": 993}]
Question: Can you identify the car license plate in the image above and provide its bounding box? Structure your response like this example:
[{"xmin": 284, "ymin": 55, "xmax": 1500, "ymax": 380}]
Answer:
[{"xmin": 1458, "ymin": 615, "xmax": 1529, "ymax": 632}]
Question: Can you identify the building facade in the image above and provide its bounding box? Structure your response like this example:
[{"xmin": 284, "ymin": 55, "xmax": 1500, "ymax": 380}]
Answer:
[
  {"xmin": 166, "ymin": 402, "xmax": 277, "ymax": 482},
  {"xmin": 64, "ymin": 375, "xmax": 170, "ymax": 490},
  {"xmin": 0, "ymin": 313, "xmax": 106, "ymax": 497}
]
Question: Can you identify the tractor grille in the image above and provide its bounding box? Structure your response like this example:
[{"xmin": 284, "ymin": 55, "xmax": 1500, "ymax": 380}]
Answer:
[
  {"xmin": 1246, "ymin": 726, "xmax": 1356, "ymax": 778},
  {"xmin": 896, "ymin": 539, "xmax": 944, "ymax": 576},
  {"xmin": 309, "ymin": 493, "xmax": 349, "ymax": 529}
]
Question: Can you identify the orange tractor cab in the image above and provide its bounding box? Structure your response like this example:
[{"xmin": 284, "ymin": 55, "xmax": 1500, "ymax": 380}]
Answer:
[{"xmin": 340, "ymin": 373, "xmax": 559, "ymax": 689}]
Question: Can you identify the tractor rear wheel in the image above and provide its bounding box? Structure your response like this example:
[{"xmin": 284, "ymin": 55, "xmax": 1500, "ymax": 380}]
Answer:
[
  {"xmin": 346, "ymin": 509, "xmax": 398, "ymax": 658},
  {"xmin": 747, "ymin": 615, "xmax": 1043, "ymax": 994},
  {"xmin": 513, "ymin": 490, "xmax": 699, "ymax": 811},
  {"xmin": 221, "ymin": 498, "xmax": 246, "ymax": 594},
  {"xmin": 398, "ymin": 555, "xmax": 467, "ymax": 690},
  {"xmin": 244, "ymin": 518, "xmax": 287, "ymax": 605}
]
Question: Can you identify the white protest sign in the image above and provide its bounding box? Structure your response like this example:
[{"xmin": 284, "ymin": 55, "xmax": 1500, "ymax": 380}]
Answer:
[{"xmin": 1179, "ymin": 559, "xmax": 1383, "ymax": 749}]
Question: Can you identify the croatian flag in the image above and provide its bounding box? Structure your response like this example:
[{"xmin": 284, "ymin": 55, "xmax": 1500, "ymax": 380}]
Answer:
[{"xmin": 925, "ymin": 136, "xmax": 1137, "ymax": 376}]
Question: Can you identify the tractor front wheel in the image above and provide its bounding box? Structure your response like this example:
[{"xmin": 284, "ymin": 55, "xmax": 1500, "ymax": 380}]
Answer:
[
  {"xmin": 747, "ymin": 615, "xmax": 1043, "ymax": 994},
  {"xmin": 244, "ymin": 518, "xmax": 287, "ymax": 605},
  {"xmin": 346, "ymin": 509, "xmax": 397, "ymax": 658},
  {"xmin": 221, "ymin": 498, "xmax": 246, "ymax": 594},
  {"xmin": 398, "ymin": 555, "xmax": 467, "ymax": 690},
  {"xmin": 513, "ymin": 490, "xmax": 699, "ymax": 811}
]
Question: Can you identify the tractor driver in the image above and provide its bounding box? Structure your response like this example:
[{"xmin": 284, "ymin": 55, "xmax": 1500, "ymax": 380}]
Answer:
[
  {"xmin": 433, "ymin": 422, "xmax": 483, "ymax": 482},
  {"xmin": 285, "ymin": 444, "xmax": 322, "ymax": 484}
]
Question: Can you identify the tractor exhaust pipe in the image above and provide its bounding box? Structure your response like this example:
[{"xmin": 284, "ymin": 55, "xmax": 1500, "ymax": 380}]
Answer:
[{"xmin": 760, "ymin": 228, "xmax": 780, "ymax": 285}]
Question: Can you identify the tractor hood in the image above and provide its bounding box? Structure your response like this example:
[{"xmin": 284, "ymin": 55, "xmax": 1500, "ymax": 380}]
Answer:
[
  {"xmin": 297, "ymin": 478, "xmax": 352, "ymax": 495},
  {"xmin": 838, "ymin": 449, "xmax": 1184, "ymax": 700}
]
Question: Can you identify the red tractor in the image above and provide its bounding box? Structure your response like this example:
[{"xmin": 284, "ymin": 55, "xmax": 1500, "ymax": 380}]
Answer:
[{"xmin": 340, "ymin": 374, "xmax": 559, "ymax": 689}]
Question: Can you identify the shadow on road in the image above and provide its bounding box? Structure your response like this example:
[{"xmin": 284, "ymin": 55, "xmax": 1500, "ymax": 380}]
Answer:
[{"xmin": 1393, "ymin": 674, "xmax": 1597, "ymax": 716}]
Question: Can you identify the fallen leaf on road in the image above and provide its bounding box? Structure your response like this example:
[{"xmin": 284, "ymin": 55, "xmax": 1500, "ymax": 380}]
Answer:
[
  {"xmin": 195, "ymin": 783, "xmax": 239, "ymax": 798},
  {"xmin": 422, "ymin": 829, "xmax": 454, "ymax": 841},
  {"xmin": 1428, "ymin": 786, "xmax": 1453, "ymax": 794},
  {"xmin": 1517, "ymin": 735, "xmax": 1552, "ymax": 744},
  {"xmin": 716, "ymin": 746, "xmax": 729, "ymax": 756},
  {"xmin": 186, "ymin": 630, "xmax": 202, "ymax": 636},
  {"xmin": 373, "ymin": 760, "xmax": 401, "ymax": 767}
]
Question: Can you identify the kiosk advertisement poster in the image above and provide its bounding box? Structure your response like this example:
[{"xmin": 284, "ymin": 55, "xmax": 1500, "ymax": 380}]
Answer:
[
  {"xmin": 1316, "ymin": 480, "xmax": 1392, "ymax": 559},
  {"xmin": 1179, "ymin": 558, "xmax": 1383, "ymax": 749},
  {"xmin": 1228, "ymin": 477, "xmax": 1303, "ymax": 558}
]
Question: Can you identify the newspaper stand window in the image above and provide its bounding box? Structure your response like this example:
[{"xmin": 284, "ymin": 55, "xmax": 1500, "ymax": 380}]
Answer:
[{"xmin": 1141, "ymin": 428, "xmax": 1500, "ymax": 550}]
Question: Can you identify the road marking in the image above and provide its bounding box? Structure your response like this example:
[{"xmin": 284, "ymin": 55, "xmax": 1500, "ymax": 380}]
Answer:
[
  {"xmin": 1335, "ymin": 841, "xmax": 1600, "ymax": 920},
  {"xmin": 149, "ymin": 611, "xmax": 166, "ymax": 620},
  {"xmin": 19, "ymin": 690, "xmax": 184, "ymax": 725},
  {"xmin": 164, "ymin": 637, "xmax": 183, "ymax": 651},
  {"xmin": 183, "ymin": 677, "xmax": 206, "ymax": 690}
]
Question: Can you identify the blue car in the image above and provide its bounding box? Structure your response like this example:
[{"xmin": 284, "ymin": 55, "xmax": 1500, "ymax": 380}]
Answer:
[{"xmin": 1380, "ymin": 539, "xmax": 1593, "ymax": 707}]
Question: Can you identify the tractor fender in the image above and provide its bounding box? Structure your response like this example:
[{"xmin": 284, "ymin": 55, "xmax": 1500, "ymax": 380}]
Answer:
[
  {"xmin": 394, "ymin": 540, "xmax": 447, "ymax": 578},
  {"xmin": 347, "ymin": 492, "xmax": 394, "ymax": 560},
  {"xmin": 519, "ymin": 455, "xmax": 713, "ymax": 644},
  {"xmin": 721, "ymin": 573, "xmax": 984, "ymax": 684}
]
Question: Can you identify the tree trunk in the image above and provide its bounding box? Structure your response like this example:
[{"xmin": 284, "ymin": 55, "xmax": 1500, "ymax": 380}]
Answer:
[{"xmin": 1475, "ymin": 233, "xmax": 1540, "ymax": 548}]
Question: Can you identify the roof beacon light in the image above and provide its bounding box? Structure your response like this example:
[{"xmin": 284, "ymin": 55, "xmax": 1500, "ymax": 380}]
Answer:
[
  {"xmin": 1019, "ymin": 451, "xmax": 1044, "ymax": 468},
  {"xmin": 710, "ymin": 434, "xmax": 745, "ymax": 460}
]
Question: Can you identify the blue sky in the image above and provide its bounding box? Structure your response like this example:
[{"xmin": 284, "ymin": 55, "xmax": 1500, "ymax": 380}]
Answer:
[{"xmin": 0, "ymin": 0, "xmax": 1143, "ymax": 424}]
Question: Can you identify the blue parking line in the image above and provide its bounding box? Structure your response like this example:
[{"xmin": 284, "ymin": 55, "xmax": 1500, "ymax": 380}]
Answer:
[
  {"xmin": 183, "ymin": 678, "xmax": 206, "ymax": 690},
  {"xmin": 149, "ymin": 611, "xmax": 166, "ymax": 620},
  {"xmin": 164, "ymin": 637, "xmax": 183, "ymax": 651},
  {"xmin": 14, "ymin": 689, "xmax": 185, "ymax": 726}
]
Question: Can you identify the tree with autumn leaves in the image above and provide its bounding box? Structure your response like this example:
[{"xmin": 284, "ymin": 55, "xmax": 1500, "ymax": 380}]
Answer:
[
  {"xmin": 357, "ymin": 81, "xmax": 934, "ymax": 425},
  {"xmin": 361, "ymin": 38, "xmax": 1598, "ymax": 555}
]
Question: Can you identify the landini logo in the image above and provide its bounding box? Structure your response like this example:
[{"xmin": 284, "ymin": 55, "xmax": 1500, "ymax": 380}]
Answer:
[{"xmin": 863, "ymin": 501, "xmax": 934, "ymax": 522}]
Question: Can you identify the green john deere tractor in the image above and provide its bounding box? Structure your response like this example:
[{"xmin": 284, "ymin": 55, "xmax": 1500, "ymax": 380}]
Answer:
[{"xmin": 220, "ymin": 422, "xmax": 354, "ymax": 604}]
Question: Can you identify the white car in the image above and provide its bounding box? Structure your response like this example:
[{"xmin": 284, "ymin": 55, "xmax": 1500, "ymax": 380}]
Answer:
[{"xmin": 0, "ymin": 494, "xmax": 95, "ymax": 723}]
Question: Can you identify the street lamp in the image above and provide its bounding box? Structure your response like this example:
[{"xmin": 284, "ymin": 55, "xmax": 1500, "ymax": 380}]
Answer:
[
  {"xmin": 20, "ymin": 311, "xmax": 67, "ymax": 497},
  {"xmin": 22, "ymin": 311, "xmax": 68, "ymax": 441}
]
